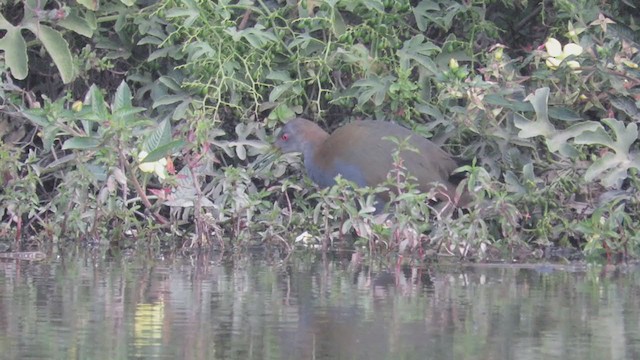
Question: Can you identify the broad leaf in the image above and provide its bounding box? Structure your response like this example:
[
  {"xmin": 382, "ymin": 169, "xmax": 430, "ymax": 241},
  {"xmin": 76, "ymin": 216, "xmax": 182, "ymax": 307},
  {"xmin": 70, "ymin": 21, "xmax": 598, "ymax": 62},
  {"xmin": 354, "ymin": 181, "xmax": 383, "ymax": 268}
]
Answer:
[
  {"xmin": 85, "ymin": 85, "xmax": 109, "ymax": 121},
  {"xmin": 27, "ymin": 25, "xmax": 75, "ymax": 83},
  {"xmin": 352, "ymin": 75, "xmax": 394, "ymax": 106},
  {"xmin": 143, "ymin": 119, "xmax": 173, "ymax": 153},
  {"xmin": 546, "ymin": 121, "xmax": 600, "ymax": 155},
  {"xmin": 113, "ymin": 81, "xmax": 133, "ymax": 112},
  {"xmin": 225, "ymin": 24, "xmax": 278, "ymax": 49},
  {"xmin": 397, "ymin": 35, "xmax": 440, "ymax": 73},
  {"xmin": 142, "ymin": 140, "xmax": 186, "ymax": 163},
  {"xmin": 58, "ymin": 12, "xmax": 95, "ymax": 37},
  {"xmin": 575, "ymin": 118, "xmax": 640, "ymax": 187},
  {"xmin": 514, "ymin": 88, "xmax": 554, "ymax": 138},
  {"xmin": 0, "ymin": 26, "xmax": 28, "ymax": 80},
  {"xmin": 62, "ymin": 136, "xmax": 101, "ymax": 150}
]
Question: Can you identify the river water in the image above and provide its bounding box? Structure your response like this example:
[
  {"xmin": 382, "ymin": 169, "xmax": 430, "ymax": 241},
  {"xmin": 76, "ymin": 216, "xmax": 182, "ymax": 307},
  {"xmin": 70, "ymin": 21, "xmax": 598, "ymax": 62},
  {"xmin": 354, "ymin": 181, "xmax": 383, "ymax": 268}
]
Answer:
[{"xmin": 1, "ymin": 250, "xmax": 639, "ymax": 359}]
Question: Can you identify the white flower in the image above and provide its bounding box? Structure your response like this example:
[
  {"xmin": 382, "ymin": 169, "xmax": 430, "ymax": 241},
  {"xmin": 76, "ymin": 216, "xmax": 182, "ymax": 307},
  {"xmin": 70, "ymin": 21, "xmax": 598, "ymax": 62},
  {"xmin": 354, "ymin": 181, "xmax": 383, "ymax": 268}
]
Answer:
[
  {"xmin": 138, "ymin": 151, "xmax": 168, "ymax": 180},
  {"xmin": 544, "ymin": 37, "xmax": 583, "ymax": 71}
]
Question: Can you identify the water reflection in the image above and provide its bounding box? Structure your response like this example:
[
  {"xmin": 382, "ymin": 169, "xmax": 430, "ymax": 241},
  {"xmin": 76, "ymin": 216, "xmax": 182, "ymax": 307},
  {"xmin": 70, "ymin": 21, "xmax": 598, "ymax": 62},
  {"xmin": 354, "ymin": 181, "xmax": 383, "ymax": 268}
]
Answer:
[{"xmin": 0, "ymin": 251, "xmax": 639, "ymax": 360}]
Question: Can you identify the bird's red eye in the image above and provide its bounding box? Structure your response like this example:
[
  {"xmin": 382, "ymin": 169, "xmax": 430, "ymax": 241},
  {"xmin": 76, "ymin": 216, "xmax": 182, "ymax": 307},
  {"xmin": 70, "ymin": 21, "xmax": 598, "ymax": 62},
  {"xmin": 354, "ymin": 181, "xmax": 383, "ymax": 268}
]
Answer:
[{"xmin": 281, "ymin": 134, "xmax": 289, "ymax": 141}]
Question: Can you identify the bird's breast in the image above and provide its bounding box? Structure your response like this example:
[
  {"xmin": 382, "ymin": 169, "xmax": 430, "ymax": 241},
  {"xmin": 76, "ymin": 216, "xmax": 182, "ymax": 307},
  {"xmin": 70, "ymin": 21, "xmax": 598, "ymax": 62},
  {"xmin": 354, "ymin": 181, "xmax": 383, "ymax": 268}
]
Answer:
[{"xmin": 305, "ymin": 155, "xmax": 368, "ymax": 188}]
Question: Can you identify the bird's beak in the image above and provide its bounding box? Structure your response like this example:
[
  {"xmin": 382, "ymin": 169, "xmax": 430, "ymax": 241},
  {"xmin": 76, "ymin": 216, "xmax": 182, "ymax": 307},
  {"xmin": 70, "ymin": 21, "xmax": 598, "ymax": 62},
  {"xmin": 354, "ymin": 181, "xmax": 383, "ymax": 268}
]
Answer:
[{"xmin": 251, "ymin": 146, "xmax": 280, "ymax": 173}]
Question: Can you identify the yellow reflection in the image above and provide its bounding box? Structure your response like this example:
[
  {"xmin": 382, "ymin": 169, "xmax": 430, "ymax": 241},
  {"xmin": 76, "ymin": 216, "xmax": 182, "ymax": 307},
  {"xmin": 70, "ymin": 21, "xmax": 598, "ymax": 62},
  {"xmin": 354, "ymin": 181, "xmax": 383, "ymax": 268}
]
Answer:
[{"xmin": 134, "ymin": 301, "xmax": 165, "ymax": 348}]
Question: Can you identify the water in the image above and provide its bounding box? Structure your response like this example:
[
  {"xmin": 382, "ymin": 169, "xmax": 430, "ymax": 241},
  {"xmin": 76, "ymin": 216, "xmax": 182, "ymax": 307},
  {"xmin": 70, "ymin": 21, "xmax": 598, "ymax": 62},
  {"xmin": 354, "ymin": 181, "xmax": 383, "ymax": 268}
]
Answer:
[{"xmin": 1, "ymin": 251, "xmax": 639, "ymax": 360}]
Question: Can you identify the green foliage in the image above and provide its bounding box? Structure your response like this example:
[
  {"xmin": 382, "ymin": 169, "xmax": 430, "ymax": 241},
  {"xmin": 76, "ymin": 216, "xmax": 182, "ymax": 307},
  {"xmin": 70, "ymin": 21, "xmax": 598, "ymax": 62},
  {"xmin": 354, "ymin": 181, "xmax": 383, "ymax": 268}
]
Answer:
[
  {"xmin": 0, "ymin": 0, "xmax": 94, "ymax": 83},
  {"xmin": 1, "ymin": 0, "xmax": 639, "ymax": 262}
]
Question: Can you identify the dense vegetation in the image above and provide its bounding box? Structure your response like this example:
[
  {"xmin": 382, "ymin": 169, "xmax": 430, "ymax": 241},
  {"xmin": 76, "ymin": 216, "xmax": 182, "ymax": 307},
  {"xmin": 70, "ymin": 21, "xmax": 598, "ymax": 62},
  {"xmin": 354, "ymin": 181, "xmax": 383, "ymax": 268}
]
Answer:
[{"xmin": 0, "ymin": 0, "xmax": 639, "ymax": 261}]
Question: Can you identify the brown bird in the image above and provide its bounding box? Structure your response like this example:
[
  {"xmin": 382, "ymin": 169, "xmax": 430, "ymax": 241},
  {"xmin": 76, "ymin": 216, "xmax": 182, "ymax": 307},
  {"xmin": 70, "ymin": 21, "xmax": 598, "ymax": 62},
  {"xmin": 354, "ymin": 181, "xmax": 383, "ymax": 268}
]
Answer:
[{"xmin": 274, "ymin": 117, "xmax": 469, "ymax": 212}]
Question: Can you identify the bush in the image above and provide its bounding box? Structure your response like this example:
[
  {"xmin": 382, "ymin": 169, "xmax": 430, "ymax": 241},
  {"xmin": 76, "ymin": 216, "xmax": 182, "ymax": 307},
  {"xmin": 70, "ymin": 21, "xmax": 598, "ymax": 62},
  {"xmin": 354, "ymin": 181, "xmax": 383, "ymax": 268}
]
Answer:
[{"xmin": 0, "ymin": 0, "xmax": 639, "ymax": 261}]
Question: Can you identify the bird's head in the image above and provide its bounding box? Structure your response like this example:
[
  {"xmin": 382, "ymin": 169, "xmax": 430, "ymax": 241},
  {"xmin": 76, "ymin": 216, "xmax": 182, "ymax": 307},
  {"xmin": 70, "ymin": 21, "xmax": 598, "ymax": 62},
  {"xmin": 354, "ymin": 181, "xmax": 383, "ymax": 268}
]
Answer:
[{"xmin": 274, "ymin": 118, "xmax": 328, "ymax": 155}]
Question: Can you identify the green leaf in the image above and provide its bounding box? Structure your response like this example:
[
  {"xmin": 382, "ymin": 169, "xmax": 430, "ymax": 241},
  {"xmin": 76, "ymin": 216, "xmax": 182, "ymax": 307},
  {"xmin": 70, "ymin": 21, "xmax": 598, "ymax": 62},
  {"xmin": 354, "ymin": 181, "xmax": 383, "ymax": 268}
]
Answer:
[
  {"xmin": 153, "ymin": 95, "xmax": 188, "ymax": 108},
  {"xmin": 138, "ymin": 36, "xmax": 163, "ymax": 46},
  {"xmin": 610, "ymin": 97, "xmax": 640, "ymax": 122},
  {"xmin": 352, "ymin": 75, "xmax": 394, "ymax": 106},
  {"xmin": 62, "ymin": 136, "xmax": 101, "ymax": 150},
  {"xmin": 0, "ymin": 13, "xmax": 12, "ymax": 29},
  {"xmin": 225, "ymin": 24, "xmax": 278, "ymax": 49},
  {"xmin": 141, "ymin": 140, "xmax": 186, "ymax": 163},
  {"xmin": 413, "ymin": 1, "xmax": 440, "ymax": 31},
  {"xmin": 148, "ymin": 46, "xmax": 180, "ymax": 61},
  {"xmin": 21, "ymin": 109, "xmax": 50, "ymax": 127},
  {"xmin": 574, "ymin": 127, "xmax": 611, "ymax": 148},
  {"xmin": 157, "ymin": 76, "xmax": 183, "ymax": 91},
  {"xmin": 331, "ymin": 8, "xmax": 346, "ymax": 36},
  {"xmin": 288, "ymin": 33, "xmax": 315, "ymax": 50},
  {"xmin": 185, "ymin": 41, "xmax": 215, "ymax": 60},
  {"xmin": 514, "ymin": 88, "xmax": 555, "ymax": 138},
  {"xmin": 414, "ymin": 104, "xmax": 444, "ymax": 120},
  {"xmin": 362, "ymin": 0, "xmax": 384, "ymax": 12},
  {"xmin": 76, "ymin": 0, "xmax": 99, "ymax": 10},
  {"xmin": 397, "ymin": 35, "xmax": 440, "ymax": 73},
  {"xmin": 484, "ymin": 94, "xmax": 533, "ymax": 112},
  {"xmin": 268, "ymin": 104, "xmax": 297, "ymax": 121},
  {"xmin": 27, "ymin": 25, "xmax": 75, "ymax": 83},
  {"xmin": 113, "ymin": 81, "xmax": 133, "ymax": 112},
  {"xmin": 413, "ymin": 0, "xmax": 462, "ymax": 31},
  {"xmin": 58, "ymin": 12, "xmax": 95, "ymax": 37},
  {"xmin": 266, "ymin": 70, "xmax": 293, "ymax": 82},
  {"xmin": 143, "ymin": 119, "xmax": 172, "ymax": 153},
  {"xmin": 165, "ymin": 6, "xmax": 200, "ymax": 27},
  {"xmin": 0, "ymin": 25, "xmax": 28, "ymax": 80},
  {"xmin": 605, "ymin": 118, "xmax": 637, "ymax": 154},
  {"xmin": 574, "ymin": 119, "xmax": 640, "ymax": 188},
  {"xmin": 546, "ymin": 121, "xmax": 600, "ymax": 155},
  {"xmin": 112, "ymin": 107, "xmax": 146, "ymax": 124},
  {"xmin": 269, "ymin": 83, "xmax": 293, "ymax": 102},
  {"xmin": 583, "ymin": 153, "xmax": 614, "ymax": 182},
  {"xmin": 86, "ymin": 85, "xmax": 109, "ymax": 121},
  {"xmin": 172, "ymin": 101, "xmax": 190, "ymax": 121},
  {"xmin": 575, "ymin": 119, "xmax": 637, "ymax": 155},
  {"xmin": 548, "ymin": 107, "xmax": 583, "ymax": 122}
]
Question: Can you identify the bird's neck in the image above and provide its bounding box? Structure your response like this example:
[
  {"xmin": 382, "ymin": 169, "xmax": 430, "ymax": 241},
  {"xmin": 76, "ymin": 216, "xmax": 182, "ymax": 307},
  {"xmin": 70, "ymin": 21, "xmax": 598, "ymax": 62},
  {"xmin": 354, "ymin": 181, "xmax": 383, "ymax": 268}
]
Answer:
[{"xmin": 301, "ymin": 126, "xmax": 329, "ymax": 161}]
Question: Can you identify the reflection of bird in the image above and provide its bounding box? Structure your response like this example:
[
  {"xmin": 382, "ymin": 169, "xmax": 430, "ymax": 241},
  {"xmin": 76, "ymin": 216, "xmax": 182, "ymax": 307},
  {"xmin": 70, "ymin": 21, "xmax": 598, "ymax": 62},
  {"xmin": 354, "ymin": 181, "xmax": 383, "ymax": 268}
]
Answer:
[{"xmin": 274, "ymin": 118, "xmax": 470, "ymax": 212}]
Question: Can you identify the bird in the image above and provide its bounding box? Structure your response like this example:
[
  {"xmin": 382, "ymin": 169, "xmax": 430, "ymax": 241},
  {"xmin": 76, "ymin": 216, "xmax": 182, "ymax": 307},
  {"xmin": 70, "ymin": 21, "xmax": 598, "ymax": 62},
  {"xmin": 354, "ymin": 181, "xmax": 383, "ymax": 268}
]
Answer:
[{"xmin": 273, "ymin": 117, "xmax": 470, "ymax": 212}]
